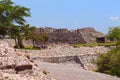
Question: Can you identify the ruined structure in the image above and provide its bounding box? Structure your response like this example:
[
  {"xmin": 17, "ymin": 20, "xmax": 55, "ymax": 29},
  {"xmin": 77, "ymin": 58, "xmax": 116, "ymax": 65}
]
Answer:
[
  {"xmin": 37, "ymin": 27, "xmax": 104, "ymax": 44},
  {"xmin": 0, "ymin": 40, "xmax": 55, "ymax": 80}
]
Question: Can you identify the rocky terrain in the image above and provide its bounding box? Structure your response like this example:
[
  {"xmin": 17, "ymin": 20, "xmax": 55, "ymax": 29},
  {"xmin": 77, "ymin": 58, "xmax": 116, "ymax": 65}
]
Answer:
[
  {"xmin": 0, "ymin": 40, "xmax": 120, "ymax": 80},
  {"xmin": 0, "ymin": 41, "xmax": 55, "ymax": 80},
  {"xmin": 15, "ymin": 44, "xmax": 120, "ymax": 80},
  {"xmin": 17, "ymin": 44, "xmax": 113, "ymax": 69}
]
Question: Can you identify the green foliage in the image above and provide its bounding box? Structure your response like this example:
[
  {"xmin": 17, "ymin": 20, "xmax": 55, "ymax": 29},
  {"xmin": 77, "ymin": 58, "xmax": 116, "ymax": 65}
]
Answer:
[
  {"xmin": 39, "ymin": 33, "xmax": 49, "ymax": 43},
  {"xmin": 10, "ymin": 25, "xmax": 20, "ymax": 38},
  {"xmin": 106, "ymin": 27, "xmax": 120, "ymax": 41},
  {"xmin": 0, "ymin": 0, "xmax": 30, "ymax": 34},
  {"xmin": 0, "ymin": 0, "xmax": 31, "ymax": 48},
  {"xmin": 26, "ymin": 28, "xmax": 49, "ymax": 48},
  {"xmin": 96, "ymin": 46, "xmax": 120, "ymax": 77},
  {"xmin": 72, "ymin": 43, "xmax": 98, "ymax": 47},
  {"xmin": 98, "ymin": 42, "xmax": 117, "ymax": 47},
  {"xmin": 0, "ymin": 0, "xmax": 14, "ymax": 37},
  {"xmin": 17, "ymin": 46, "xmax": 40, "ymax": 50},
  {"xmin": 71, "ymin": 42, "xmax": 116, "ymax": 47}
]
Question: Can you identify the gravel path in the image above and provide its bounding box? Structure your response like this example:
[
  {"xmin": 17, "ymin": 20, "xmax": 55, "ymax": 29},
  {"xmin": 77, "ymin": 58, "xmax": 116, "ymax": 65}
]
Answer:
[{"xmin": 35, "ymin": 61, "xmax": 120, "ymax": 80}]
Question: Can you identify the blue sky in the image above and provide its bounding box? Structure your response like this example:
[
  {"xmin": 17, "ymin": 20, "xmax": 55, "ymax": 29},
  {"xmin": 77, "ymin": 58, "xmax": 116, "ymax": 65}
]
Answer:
[{"xmin": 13, "ymin": 0, "xmax": 120, "ymax": 34}]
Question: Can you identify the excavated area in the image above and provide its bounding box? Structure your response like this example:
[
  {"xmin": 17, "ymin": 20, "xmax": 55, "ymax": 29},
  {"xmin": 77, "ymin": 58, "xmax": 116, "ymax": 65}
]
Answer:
[
  {"xmin": 33, "ymin": 54, "xmax": 97, "ymax": 70},
  {"xmin": 17, "ymin": 44, "xmax": 115, "ymax": 70},
  {"xmin": 15, "ymin": 44, "xmax": 120, "ymax": 80},
  {"xmin": 14, "ymin": 44, "xmax": 120, "ymax": 80}
]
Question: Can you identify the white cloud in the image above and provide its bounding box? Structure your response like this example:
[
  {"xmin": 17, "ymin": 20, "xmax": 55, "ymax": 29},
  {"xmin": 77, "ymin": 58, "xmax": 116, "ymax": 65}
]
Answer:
[{"xmin": 109, "ymin": 16, "xmax": 119, "ymax": 21}]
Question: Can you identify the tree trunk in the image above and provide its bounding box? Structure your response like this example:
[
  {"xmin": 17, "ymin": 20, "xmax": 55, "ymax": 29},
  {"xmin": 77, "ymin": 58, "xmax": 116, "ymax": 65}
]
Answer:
[
  {"xmin": 32, "ymin": 40, "xmax": 35, "ymax": 48},
  {"xmin": 14, "ymin": 38, "xmax": 19, "ymax": 48},
  {"xmin": 17, "ymin": 37, "xmax": 24, "ymax": 48}
]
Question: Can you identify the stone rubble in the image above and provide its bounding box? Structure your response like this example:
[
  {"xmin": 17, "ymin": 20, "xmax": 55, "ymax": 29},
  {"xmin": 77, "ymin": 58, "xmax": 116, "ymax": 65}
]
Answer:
[
  {"xmin": 21, "ymin": 44, "xmax": 111, "ymax": 57},
  {"xmin": 3, "ymin": 42, "xmax": 119, "ymax": 80},
  {"xmin": 16, "ymin": 44, "xmax": 114, "ymax": 70},
  {"xmin": 0, "ymin": 41, "xmax": 55, "ymax": 80}
]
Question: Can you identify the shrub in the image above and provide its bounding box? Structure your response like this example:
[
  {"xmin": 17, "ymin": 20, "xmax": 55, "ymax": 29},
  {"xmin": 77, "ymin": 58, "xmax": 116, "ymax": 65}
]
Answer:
[{"xmin": 96, "ymin": 46, "xmax": 120, "ymax": 77}]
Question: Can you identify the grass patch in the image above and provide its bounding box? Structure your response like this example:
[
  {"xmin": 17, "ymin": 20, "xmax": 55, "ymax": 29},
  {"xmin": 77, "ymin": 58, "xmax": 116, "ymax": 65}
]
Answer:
[
  {"xmin": 71, "ymin": 42, "xmax": 117, "ymax": 47},
  {"xmin": 71, "ymin": 43, "xmax": 98, "ymax": 47},
  {"xmin": 98, "ymin": 42, "xmax": 116, "ymax": 47},
  {"xmin": 17, "ymin": 46, "xmax": 40, "ymax": 50}
]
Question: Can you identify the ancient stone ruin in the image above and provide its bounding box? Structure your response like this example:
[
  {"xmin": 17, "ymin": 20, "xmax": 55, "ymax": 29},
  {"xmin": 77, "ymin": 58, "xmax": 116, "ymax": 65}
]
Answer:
[
  {"xmin": 0, "ymin": 40, "xmax": 55, "ymax": 80},
  {"xmin": 37, "ymin": 27, "xmax": 105, "ymax": 44}
]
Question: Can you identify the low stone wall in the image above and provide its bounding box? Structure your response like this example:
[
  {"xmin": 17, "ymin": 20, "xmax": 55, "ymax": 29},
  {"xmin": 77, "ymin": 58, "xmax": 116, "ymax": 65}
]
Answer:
[
  {"xmin": 15, "ymin": 45, "xmax": 114, "ymax": 70},
  {"xmin": 32, "ymin": 54, "xmax": 97, "ymax": 70},
  {"xmin": 33, "ymin": 56, "xmax": 76, "ymax": 63}
]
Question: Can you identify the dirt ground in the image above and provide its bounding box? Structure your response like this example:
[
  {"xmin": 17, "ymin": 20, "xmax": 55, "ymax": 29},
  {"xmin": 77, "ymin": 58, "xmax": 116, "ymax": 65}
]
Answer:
[{"xmin": 35, "ymin": 61, "xmax": 120, "ymax": 80}]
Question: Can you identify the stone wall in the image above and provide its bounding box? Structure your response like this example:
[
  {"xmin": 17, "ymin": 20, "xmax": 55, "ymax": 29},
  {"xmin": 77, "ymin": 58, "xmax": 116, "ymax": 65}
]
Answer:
[
  {"xmin": 1, "ymin": 27, "xmax": 105, "ymax": 47},
  {"xmin": 17, "ymin": 44, "xmax": 112, "ymax": 70},
  {"xmin": 36, "ymin": 27, "xmax": 104, "ymax": 44},
  {"xmin": 32, "ymin": 54, "xmax": 97, "ymax": 70}
]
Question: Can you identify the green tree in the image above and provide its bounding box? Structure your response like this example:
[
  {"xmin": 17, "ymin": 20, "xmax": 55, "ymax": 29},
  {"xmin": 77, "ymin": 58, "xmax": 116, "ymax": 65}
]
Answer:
[
  {"xmin": 96, "ymin": 46, "xmax": 120, "ymax": 77},
  {"xmin": 25, "ymin": 26, "xmax": 37, "ymax": 48},
  {"xmin": 106, "ymin": 27, "xmax": 120, "ymax": 41},
  {"xmin": 96, "ymin": 26, "xmax": 120, "ymax": 77},
  {"xmin": 10, "ymin": 25, "xmax": 20, "ymax": 48},
  {"xmin": 10, "ymin": 24, "xmax": 32, "ymax": 48},
  {"xmin": 0, "ymin": 0, "xmax": 30, "ymax": 48},
  {"xmin": 26, "ymin": 28, "xmax": 49, "ymax": 48},
  {"xmin": 0, "ymin": 0, "xmax": 14, "ymax": 38}
]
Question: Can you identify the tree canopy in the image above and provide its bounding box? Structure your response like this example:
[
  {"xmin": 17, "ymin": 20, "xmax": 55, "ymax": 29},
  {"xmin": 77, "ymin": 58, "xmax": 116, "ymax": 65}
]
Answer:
[
  {"xmin": 96, "ymin": 26, "xmax": 120, "ymax": 77},
  {"xmin": 0, "ymin": 0, "xmax": 31, "ymax": 48},
  {"xmin": 96, "ymin": 46, "xmax": 120, "ymax": 77},
  {"xmin": 106, "ymin": 26, "xmax": 120, "ymax": 41},
  {"xmin": 26, "ymin": 28, "xmax": 49, "ymax": 48}
]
